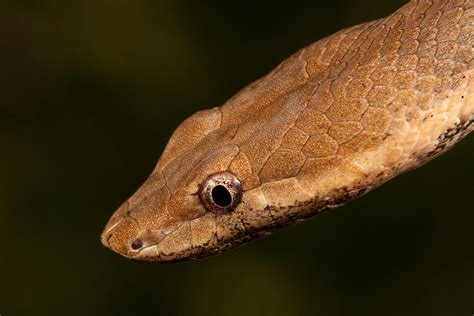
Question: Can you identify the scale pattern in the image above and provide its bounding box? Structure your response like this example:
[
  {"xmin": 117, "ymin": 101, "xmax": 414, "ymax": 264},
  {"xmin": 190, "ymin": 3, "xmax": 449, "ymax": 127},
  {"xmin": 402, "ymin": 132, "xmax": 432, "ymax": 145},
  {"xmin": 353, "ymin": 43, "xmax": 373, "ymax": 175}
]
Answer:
[{"xmin": 102, "ymin": 0, "xmax": 474, "ymax": 262}]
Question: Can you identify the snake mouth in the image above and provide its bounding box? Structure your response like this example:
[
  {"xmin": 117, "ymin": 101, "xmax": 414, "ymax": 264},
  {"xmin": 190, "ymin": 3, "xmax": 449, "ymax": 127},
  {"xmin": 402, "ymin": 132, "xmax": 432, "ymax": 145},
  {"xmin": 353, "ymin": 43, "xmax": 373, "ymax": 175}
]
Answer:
[
  {"xmin": 127, "ymin": 222, "xmax": 186, "ymax": 260},
  {"xmin": 101, "ymin": 215, "xmax": 190, "ymax": 262}
]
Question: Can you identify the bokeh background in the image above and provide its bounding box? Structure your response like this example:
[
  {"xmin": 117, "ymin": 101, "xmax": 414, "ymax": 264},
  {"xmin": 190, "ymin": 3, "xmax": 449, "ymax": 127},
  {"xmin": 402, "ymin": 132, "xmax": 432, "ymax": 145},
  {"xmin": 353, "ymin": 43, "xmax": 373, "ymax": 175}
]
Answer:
[{"xmin": 1, "ymin": 0, "xmax": 473, "ymax": 315}]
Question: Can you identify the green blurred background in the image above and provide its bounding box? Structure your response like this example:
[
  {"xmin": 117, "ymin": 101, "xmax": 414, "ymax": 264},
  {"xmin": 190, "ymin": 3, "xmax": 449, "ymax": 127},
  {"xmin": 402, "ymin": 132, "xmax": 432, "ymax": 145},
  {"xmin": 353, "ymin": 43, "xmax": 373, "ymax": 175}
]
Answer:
[{"xmin": 1, "ymin": 0, "xmax": 473, "ymax": 315}]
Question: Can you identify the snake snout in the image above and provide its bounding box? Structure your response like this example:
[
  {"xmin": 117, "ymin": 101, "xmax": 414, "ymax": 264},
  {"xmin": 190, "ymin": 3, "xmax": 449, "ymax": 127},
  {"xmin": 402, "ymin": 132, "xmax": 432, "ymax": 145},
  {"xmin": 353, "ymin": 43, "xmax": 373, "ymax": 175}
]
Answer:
[{"xmin": 101, "ymin": 215, "xmax": 141, "ymax": 258}]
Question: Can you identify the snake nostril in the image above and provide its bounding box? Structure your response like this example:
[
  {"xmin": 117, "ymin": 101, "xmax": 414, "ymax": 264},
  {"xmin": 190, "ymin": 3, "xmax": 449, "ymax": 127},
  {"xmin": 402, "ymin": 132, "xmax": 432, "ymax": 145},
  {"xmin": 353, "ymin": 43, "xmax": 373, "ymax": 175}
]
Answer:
[{"xmin": 131, "ymin": 238, "xmax": 144, "ymax": 250}]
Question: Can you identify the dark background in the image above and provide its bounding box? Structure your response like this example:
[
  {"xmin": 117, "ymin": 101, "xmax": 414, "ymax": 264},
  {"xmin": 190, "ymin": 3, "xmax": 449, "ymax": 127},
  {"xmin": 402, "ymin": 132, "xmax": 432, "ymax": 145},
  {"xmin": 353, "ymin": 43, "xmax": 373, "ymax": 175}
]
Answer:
[{"xmin": 1, "ymin": 0, "xmax": 473, "ymax": 315}]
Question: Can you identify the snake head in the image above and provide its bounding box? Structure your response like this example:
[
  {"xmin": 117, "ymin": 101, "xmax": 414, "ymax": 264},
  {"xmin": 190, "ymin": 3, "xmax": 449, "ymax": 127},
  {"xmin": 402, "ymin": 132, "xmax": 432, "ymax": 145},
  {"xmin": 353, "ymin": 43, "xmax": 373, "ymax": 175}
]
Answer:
[
  {"xmin": 100, "ymin": 82, "xmax": 395, "ymax": 263},
  {"xmin": 101, "ymin": 49, "xmax": 402, "ymax": 263},
  {"xmin": 101, "ymin": 108, "xmax": 246, "ymax": 262}
]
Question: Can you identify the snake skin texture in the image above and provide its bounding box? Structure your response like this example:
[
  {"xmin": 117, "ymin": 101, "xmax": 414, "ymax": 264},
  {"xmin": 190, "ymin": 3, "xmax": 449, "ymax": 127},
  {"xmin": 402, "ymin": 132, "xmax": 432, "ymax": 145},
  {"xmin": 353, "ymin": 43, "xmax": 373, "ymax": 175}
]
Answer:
[{"xmin": 102, "ymin": 0, "xmax": 474, "ymax": 262}]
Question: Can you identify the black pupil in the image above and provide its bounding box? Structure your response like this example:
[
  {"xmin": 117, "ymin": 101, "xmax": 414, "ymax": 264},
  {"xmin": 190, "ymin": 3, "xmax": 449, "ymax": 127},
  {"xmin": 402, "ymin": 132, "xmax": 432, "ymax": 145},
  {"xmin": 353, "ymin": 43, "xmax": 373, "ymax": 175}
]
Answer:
[{"xmin": 211, "ymin": 185, "xmax": 232, "ymax": 207}]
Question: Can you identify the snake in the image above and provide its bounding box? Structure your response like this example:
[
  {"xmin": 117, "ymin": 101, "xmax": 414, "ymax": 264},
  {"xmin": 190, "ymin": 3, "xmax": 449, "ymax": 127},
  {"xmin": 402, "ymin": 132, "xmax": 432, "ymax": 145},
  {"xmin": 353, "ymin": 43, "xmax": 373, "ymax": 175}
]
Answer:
[{"xmin": 101, "ymin": 0, "xmax": 474, "ymax": 262}]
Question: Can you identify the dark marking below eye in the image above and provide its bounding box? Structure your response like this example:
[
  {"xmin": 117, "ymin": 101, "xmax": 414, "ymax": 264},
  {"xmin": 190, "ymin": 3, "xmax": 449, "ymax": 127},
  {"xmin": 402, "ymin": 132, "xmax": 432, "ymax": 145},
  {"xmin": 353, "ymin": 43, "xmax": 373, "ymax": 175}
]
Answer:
[
  {"xmin": 131, "ymin": 238, "xmax": 144, "ymax": 250},
  {"xmin": 212, "ymin": 185, "xmax": 232, "ymax": 207}
]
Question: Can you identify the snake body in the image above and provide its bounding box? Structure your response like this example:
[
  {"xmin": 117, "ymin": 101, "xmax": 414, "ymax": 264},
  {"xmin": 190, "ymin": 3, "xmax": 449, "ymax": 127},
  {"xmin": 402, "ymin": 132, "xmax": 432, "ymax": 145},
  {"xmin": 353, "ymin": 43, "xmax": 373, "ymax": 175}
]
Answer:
[{"xmin": 102, "ymin": 0, "xmax": 474, "ymax": 262}]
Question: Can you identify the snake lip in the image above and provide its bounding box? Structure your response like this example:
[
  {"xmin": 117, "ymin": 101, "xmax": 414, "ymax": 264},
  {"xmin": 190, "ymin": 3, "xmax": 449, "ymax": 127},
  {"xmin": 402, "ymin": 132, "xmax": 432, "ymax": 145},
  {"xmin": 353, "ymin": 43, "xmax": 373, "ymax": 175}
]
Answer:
[{"xmin": 127, "ymin": 222, "xmax": 185, "ymax": 260}]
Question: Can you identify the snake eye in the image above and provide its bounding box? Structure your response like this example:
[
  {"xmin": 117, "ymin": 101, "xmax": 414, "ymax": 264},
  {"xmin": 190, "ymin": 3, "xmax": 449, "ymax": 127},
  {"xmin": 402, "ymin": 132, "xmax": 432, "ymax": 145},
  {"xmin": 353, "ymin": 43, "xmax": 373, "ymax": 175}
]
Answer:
[{"xmin": 199, "ymin": 172, "xmax": 242, "ymax": 213}]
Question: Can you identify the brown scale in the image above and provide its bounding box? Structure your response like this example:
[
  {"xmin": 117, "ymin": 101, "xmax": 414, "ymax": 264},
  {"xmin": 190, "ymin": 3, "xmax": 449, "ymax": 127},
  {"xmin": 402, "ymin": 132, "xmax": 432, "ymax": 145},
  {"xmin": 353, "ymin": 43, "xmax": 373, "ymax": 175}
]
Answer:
[{"xmin": 102, "ymin": 0, "xmax": 474, "ymax": 263}]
